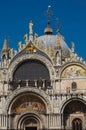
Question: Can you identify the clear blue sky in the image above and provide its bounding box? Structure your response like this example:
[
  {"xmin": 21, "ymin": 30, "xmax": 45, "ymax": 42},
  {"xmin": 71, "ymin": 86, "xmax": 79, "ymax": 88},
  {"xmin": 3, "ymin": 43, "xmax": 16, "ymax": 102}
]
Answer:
[{"xmin": 0, "ymin": 0, "xmax": 86, "ymax": 60}]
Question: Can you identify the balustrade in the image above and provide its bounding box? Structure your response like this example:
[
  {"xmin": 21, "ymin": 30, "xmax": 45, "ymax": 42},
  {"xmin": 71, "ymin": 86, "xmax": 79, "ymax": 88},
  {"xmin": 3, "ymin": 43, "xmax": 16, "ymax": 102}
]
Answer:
[{"xmin": 8, "ymin": 79, "xmax": 52, "ymax": 91}]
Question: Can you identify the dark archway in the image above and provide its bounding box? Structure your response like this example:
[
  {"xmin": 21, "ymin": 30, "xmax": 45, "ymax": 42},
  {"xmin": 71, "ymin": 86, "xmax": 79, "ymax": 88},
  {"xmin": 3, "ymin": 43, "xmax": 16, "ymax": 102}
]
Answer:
[
  {"xmin": 17, "ymin": 113, "xmax": 41, "ymax": 130},
  {"xmin": 13, "ymin": 59, "xmax": 50, "ymax": 80},
  {"xmin": 12, "ymin": 59, "xmax": 50, "ymax": 89},
  {"xmin": 63, "ymin": 100, "xmax": 86, "ymax": 130},
  {"xmin": 72, "ymin": 118, "xmax": 82, "ymax": 130}
]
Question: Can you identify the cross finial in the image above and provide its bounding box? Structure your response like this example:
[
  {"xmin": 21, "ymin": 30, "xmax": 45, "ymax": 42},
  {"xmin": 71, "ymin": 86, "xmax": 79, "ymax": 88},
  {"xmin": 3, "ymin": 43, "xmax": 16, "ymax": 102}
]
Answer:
[
  {"xmin": 46, "ymin": 5, "xmax": 52, "ymax": 22},
  {"xmin": 56, "ymin": 18, "xmax": 61, "ymax": 33}
]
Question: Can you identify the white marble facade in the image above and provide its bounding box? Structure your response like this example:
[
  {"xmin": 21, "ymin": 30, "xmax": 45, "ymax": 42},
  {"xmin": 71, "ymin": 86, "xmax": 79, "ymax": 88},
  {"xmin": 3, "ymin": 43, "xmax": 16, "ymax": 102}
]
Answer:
[{"xmin": 0, "ymin": 20, "xmax": 86, "ymax": 130}]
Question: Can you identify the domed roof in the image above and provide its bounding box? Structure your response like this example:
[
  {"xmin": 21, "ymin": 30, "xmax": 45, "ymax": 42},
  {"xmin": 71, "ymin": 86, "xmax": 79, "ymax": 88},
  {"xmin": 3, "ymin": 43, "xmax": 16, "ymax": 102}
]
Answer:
[
  {"xmin": 37, "ymin": 34, "xmax": 70, "ymax": 58},
  {"xmin": 44, "ymin": 22, "xmax": 53, "ymax": 35},
  {"xmin": 44, "ymin": 26, "xmax": 53, "ymax": 34}
]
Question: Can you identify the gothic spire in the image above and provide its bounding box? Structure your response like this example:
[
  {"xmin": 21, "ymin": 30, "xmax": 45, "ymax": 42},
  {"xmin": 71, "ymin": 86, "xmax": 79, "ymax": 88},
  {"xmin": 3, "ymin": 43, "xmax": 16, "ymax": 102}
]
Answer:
[{"xmin": 2, "ymin": 38, "xmax": 8, "ymax": 51}]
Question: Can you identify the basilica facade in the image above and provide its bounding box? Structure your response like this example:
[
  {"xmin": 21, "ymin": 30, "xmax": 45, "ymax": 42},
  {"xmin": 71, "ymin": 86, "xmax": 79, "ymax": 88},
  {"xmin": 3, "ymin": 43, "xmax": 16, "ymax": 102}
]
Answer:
[{"xmin": 0, "ymin": 11, "xmax": 86, "ymax": 130}]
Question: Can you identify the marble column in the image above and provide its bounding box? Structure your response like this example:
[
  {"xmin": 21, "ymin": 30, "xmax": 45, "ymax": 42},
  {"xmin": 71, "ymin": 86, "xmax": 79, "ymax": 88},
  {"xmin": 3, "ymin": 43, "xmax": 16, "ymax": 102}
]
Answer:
[{"xmin": 34, "ymin": 80, "xmax": 37, "ymax": 87}]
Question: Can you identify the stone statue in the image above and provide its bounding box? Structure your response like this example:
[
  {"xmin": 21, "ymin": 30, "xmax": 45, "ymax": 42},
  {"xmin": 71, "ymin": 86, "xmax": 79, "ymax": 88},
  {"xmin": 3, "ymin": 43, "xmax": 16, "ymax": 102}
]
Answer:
[
  {"xmin": 24, "ymin": 34, "xmax": 29, "ymax": 44},
  {"xmin": 14, "ymin": 50, "xmax": 17, "ymax": 55},
  {"xmin": 56, "ymin": 52, "xmax": 61, "ymax": 65},
  {"xmin": 9, "ymin": 48, "xmax": 14, "ymax": 56},
  {"xmin": 18, "ymin": 41, "xmax": 23, "ymax": 51},
  {"xmin": 34, "ymin": 33, "xmax": 38, "ymax": 43},
  {"xmin": 71, "ymin": 42, "xmax": 75, "ymax": 53},
  {"xmin": 29, "ymin": 20, "xmax": 33, "ymax": 35}
]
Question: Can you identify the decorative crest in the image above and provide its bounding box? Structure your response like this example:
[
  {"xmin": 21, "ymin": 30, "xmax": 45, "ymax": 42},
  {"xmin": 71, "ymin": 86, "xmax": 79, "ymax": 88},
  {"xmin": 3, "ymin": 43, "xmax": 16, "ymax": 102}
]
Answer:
[{"xmin": 26, "ymin": 44, "xmax": 36, "ymax": 53}]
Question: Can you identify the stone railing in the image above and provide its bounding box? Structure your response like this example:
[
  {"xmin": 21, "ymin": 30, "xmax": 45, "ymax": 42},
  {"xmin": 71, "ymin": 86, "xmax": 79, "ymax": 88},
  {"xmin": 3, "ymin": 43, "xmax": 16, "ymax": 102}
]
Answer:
[{"xmin": 8, "ymin": 79, "xmax": 52, "ymax": 91}]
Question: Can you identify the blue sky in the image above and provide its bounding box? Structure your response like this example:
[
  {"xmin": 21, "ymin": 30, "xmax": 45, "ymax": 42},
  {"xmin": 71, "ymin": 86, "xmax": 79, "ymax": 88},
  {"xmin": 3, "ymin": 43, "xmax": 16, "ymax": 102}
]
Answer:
[{"xmin": 0, "ymin": 0, "xmax": 86, "ymax": 60}]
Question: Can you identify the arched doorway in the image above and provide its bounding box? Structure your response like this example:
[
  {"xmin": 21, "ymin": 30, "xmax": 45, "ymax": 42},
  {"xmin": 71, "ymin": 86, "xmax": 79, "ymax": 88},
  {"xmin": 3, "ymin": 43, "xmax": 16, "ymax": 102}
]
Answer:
[
  {"xmin": 24, "ymin": 117, "xmax": 38, "ymax": 130},
  {"xmin": 8, "ymin": 92, "xmax": 47, "ymax": 130},
  {"xmin": 17, "ymin": 113, "xmax": 42, "ymax": 130},
  {"xmin": 72, "ymin": 118, "xmax": 82, "ymax": 130},
  {"xmin": 62, "ymin": 99, "xmax": 86, "ymax": 130}
]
